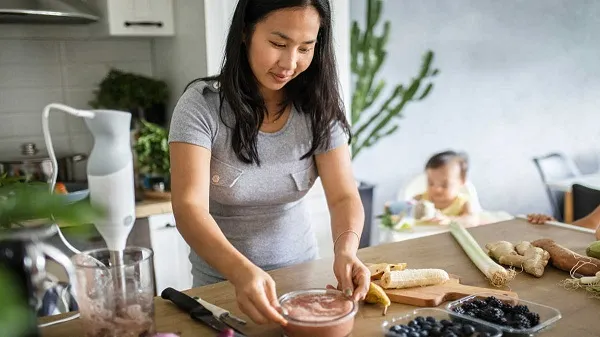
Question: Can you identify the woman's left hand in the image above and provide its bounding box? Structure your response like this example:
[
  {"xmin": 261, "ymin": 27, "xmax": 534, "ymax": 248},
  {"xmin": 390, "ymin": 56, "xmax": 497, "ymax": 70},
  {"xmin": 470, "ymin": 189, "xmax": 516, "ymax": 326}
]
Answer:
[{"xmin": 328, "ymin": 252, "xmax": 370, "ymax": 302}]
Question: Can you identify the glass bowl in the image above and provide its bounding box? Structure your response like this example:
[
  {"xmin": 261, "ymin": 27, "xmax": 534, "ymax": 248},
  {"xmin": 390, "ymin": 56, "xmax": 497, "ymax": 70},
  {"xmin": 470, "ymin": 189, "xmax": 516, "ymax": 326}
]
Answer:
[
  {"xmin": 381, "ymin": 308, "xmax": 502, "ymax": 337},
  {"xmin": 278, "ymin": 288, "xmax": 357, "ymax": 337},
  {"xmin": 446, "ymin": 292, "xmax": 562, "ymax": 336}
]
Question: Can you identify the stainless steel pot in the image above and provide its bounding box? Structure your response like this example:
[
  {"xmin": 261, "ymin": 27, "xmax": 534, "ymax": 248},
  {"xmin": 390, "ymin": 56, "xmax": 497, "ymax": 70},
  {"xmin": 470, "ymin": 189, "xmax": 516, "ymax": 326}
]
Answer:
[{"xmin": 0, "ymin": 143, "xmax": 87, "ymax": 183}]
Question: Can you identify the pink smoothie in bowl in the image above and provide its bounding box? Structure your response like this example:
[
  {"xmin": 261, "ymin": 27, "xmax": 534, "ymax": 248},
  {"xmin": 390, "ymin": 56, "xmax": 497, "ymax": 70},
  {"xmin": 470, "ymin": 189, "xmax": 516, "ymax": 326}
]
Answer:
[{"xmin": 278, "ymin": 289, "xmax": 357, "ymax": 337}]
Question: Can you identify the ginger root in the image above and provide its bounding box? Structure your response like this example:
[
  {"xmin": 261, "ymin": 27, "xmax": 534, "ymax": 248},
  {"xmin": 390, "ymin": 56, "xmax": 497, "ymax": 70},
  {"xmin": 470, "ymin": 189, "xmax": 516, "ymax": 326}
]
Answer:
[{"xmin": 485, "ymin": 240, "xmax": 550, "ymax": 277}]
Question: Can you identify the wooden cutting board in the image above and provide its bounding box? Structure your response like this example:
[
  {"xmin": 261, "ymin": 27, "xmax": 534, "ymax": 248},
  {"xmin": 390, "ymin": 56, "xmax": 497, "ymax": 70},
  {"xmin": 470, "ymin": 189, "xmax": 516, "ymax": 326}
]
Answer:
[{"xmin": 376, "ymin": 275, "xmax": 518, "ymax": 307}]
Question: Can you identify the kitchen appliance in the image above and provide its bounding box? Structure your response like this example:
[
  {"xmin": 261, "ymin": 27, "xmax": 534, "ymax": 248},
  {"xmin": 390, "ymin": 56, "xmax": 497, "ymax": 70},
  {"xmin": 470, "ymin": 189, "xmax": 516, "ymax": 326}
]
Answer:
[
  {"xmin": 42, "ymin": 103, "xmax": 136, "ymax": 252},
  {"xmin": 0, "ymin": 224, "xmax": 78, "ymax": 337},
  {"xmin": 161, "ymin": 287, "xmax": 247, "ymax": 336},
  {"xmin": 0, "ymin": 0, "xmax": 99, "ymax": 24},
  {"xmin": 0, "ymin": 143, "xmax": 87, "ymax": 183}
]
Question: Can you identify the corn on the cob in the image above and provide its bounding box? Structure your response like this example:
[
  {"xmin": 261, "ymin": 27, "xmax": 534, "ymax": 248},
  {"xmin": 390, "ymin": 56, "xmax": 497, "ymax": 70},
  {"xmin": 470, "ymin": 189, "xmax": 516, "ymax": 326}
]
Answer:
[{"xmin": 380, "ymin": 268, "xmax": 449, "ymax": 289}]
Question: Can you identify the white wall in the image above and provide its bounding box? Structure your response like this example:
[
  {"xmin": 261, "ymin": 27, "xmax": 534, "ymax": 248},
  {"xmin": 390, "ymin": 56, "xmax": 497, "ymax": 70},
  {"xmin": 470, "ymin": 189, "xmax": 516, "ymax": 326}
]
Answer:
[
  {"xmin": 152, "ymin": 0, "xmax": 209, "ymax": 116},
  {"xmin": 350, "ymin": 0, "xmax": 600, "ymax": 220},
  {"xmin": 0, "ymin": 37, "xmax": 153, "ymax": 180}
]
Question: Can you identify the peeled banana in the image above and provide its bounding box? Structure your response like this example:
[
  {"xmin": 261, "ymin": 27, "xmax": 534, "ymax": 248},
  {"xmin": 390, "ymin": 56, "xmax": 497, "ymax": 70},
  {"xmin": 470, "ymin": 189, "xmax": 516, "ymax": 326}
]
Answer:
[
  {"xmin": 364, "ymin": 281, "xmax": 391, "ymax": 315},
  {"xmin": 368, "ymin": 262, "xmax": 407, "ymax": 280}
]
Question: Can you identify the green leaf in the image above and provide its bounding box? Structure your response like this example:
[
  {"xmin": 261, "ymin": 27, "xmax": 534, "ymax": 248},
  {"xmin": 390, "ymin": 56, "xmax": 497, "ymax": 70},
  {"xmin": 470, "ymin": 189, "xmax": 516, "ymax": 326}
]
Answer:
[{"xmin": 0, "ymin": 267, "xmax": 36, "ymax": 336}]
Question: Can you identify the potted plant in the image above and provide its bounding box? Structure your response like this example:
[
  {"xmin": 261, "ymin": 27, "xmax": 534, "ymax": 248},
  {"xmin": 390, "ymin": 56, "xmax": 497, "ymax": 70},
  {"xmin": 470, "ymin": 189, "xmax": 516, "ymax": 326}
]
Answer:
[
  {"xmin": 133, "ymin": 119, "xmax": 171, "ymax": 193},
  {"xmin": 351, "ymin": 0, "xmax": 439, "ymax": 246},
  {"xmin": 89, "ymin": 68, "xmax": 169, "ymax": 128}
]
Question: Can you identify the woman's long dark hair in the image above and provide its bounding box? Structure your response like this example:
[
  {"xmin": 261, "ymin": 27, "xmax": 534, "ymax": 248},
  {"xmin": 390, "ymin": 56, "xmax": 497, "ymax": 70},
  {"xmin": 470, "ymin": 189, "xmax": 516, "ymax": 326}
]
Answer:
[{"xmin": 186, "ymin": 0, "xmax": 351, "ymax": 166}]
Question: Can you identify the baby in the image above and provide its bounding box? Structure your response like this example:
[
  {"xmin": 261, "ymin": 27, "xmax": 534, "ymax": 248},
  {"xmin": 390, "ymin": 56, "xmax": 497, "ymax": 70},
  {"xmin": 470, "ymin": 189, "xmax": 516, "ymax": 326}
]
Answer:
[{"xmin": 413, "ymin": 150, "xmax": 473, "ymax": 222}]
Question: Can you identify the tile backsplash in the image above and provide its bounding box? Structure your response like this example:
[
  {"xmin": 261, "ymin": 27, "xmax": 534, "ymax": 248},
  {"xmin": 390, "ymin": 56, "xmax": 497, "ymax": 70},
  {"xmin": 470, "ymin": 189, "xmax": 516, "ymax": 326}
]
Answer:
[{"xmin": 0, "ymin": 38, "xmax": 154, "ymax": 180}]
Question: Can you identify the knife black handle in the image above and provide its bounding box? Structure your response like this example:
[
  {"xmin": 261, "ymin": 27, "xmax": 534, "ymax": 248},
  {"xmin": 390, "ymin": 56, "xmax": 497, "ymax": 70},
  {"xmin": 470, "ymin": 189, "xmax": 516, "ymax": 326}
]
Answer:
[{"xmin": 161, "ymin": 287, "xmax": 202, "ymax": 313}]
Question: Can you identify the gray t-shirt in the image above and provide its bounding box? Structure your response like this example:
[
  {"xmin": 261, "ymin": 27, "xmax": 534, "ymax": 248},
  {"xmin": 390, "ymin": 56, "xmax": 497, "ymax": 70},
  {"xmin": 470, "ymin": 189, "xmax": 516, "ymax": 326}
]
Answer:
[{"xmin": 168, "ymin": 79, "xmax": 347, "ymax": 286}]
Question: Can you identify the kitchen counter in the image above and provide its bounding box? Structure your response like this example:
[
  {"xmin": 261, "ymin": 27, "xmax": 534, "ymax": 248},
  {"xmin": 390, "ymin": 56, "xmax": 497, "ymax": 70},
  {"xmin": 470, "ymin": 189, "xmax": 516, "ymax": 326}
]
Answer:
[
  {"xmin": 135, "ymin": 198, "xmax": 172, "ymax": 218},
  {"xmin": 40, "ymin": 219, "xmax": 600, "ymax": 336}
]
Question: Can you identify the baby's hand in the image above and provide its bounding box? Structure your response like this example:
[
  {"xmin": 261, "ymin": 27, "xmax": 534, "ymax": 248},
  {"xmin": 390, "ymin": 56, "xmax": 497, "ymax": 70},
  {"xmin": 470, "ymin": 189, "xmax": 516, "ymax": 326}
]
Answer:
[{"xmin": 526, "ymin": 213, "xmax": 554, "ymax": 224}]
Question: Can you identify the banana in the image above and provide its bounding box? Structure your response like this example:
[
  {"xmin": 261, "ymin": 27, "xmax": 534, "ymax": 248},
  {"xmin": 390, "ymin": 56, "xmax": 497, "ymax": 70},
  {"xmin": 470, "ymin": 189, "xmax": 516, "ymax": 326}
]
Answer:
[
  {"xmin": 367, "ymin": 262, "xmax": 407, "ymax": 280},
  {"xmin": 364, "ymin": 281, "xmax": 391, "ymax": 315},
  {"xmin": 389, "ymin": 263, "xmax": 408, "ymax": 271},
  {"xmin": 368, "ymin": 263, "xmax": 391, "ymax": 280}
]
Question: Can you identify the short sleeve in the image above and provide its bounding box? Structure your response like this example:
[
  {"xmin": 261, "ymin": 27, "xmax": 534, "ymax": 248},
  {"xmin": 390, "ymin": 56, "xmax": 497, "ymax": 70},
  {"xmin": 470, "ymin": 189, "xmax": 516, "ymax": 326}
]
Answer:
[
  {"xmin": 168, "ymin": 82, "xmax": 218, "ymax": 151},
  {"xmin": 315, "ymin": 121, "xmax": 350, "ymax": 154}
]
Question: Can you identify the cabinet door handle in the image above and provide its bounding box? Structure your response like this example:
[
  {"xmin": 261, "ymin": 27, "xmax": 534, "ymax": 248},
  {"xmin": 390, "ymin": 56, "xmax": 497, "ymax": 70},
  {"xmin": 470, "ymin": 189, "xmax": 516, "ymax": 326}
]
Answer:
[
  {"xmin": 124, "ymin": 21, "xmax": 164, "ymax": 28},
  {"xmin": 165, "ymin": 223, "xmax": 176, "ymax": 228}
]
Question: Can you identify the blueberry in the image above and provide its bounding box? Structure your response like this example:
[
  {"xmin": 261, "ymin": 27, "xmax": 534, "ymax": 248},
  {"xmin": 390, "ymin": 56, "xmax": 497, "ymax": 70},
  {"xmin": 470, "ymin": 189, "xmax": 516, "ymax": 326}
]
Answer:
[
  {"xmin": 419, "ymin": 331, "xmax": 429, "ymax": 337},
  {"xmin": 390, "ymin": 325, "xmax": 402, "ymax": 333},
  {"xmin": 429, "ymin": 327, "xmax": 442, "ymax": 336},
  {"xmin": 416, "ymin": 316, "xmax": 426, "ymax": 324},
  {"xmin": 426, "ymin": 316, "xmax": 437, "ymax": 324},
  {"xmin": 421, "ymin": 323, "xmax": 432, "ymax": 331},
  {"xmin": 462, "ymin": 324, "xmax": 476, "ymax": 335},
  {"xmin": 440, "ymin": 319, "xmax": 453, "ymax": 326},
  {"xmin": 408, "ymin": 332, "xmax": 420, "ymax": 337},
  {"xmin": 409, "ymin": 320, "xmax": 420, "ymax": 328},
  {"xmin": 385, "ymin": 333, "xmax": 402, "ymax": 337}
]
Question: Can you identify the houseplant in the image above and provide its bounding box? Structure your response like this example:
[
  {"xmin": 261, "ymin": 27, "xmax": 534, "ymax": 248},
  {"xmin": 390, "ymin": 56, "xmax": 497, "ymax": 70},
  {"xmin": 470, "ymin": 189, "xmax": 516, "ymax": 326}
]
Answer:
[
  {"xmin": 351, "ymin": 0, "xmax": 439, "ymax": 246},
  {"xmin": 133, "ymin": 119, "xmax": 171, "ymax": 192},
  {"xmin": 89, "ymin": 68, "xmax": 169, "ymax": 128}
]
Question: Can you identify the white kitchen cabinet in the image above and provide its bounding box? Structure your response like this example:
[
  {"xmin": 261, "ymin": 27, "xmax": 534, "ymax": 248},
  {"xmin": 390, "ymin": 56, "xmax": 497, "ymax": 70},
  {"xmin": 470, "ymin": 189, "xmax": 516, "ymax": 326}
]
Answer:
[
  {"xmin": 97, "ymin": 0, "xmax": 175, "ymax": 37},
  {"xmin": 146, "ymin": 213, "xmax": 192, "ymax": 295}
]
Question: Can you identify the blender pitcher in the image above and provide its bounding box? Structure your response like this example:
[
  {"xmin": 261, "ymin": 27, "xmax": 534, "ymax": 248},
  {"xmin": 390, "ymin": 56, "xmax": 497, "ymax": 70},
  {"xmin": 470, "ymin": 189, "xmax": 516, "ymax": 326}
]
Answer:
[{"xmin": 0, "ymin": 224, "xmax": 78, "ymax": 337}]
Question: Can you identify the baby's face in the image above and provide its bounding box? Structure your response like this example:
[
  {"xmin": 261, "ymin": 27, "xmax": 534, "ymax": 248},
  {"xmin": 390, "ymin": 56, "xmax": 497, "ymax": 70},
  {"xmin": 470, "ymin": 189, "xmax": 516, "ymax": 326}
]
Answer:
[{"xmin": 426, "ymin": 162, "xmax": 465, "ymax": 204}]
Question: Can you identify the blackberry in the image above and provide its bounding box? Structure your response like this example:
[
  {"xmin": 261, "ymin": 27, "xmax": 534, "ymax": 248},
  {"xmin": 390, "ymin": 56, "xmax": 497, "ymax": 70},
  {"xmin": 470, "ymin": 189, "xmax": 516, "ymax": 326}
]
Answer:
[
  {"xmin": 525, "ymin": 311, "xmax": 540, "ymax": 326},
  {"xmin": 511, "ymin": 304, "xmax": 530, "ymax": 315},
  {"xmin": 468, "ymin": 308, "xmax": 482, "ymax": 318},
  {"xmin": 485, "ymin": 296, "xmax": 503, "ymax": 308},
  {"xmin": 471, "ymin": 299, "xmax": 486, "ymax": 308},
  {"xmin": 510, "ymin": 314, "xmax": 532, "ymax": 329},
  {"xmin": 479, "ymin": 307, "xmax": 505, "ymax": 324},
  {"xmin": 498, "ymin": 302, "xmax": 513, "ymax": 313},
  {"xmin": 462, "ymin": 302, "xmax": 478, "ymax": 311},
  {"xmin": 452, "ymin": 306, "xmax": 465, "ymax": 315}
]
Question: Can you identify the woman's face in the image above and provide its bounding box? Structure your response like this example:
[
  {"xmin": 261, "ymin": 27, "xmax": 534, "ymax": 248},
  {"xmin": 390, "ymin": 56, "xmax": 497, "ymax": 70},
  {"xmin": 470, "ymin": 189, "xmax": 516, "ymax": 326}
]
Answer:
[{"xmin": 247, "ymin": 6, "xmax": 321, "ymax": 97}]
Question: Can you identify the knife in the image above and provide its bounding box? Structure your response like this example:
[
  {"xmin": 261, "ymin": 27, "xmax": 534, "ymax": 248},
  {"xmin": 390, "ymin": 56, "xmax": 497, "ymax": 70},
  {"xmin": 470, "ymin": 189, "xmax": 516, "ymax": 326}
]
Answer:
[
  {"xmin": 161, "ymin": 287, "xmax": 247, "ymax": 337},
  {"xmin": 192, "ymin": 296, "xmax": 247, "ymax": 325}
]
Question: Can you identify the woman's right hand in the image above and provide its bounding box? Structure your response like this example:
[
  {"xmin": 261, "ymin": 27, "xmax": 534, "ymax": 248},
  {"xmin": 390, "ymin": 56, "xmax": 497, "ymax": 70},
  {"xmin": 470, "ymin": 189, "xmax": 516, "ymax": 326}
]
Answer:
[
  {"xmin": 230, "ymin": 265, "xmax": 288, "ymax": 326},
  {"xmin": 526, "ymin": 213, "xmax": 554, "ymax": 224}
]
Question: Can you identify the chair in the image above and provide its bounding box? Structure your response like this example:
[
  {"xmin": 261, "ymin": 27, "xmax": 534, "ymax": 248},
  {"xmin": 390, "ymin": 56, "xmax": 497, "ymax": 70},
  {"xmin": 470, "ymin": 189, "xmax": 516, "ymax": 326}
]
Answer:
[
  {"xmin": 398, "ymin": 173, "xmax": 483, "ymax": 213},
  {"xmin": 572, "ymin": 184, "xmax": 600, "ymax": 222},
  {"xmin": 532, "ymin": 153, "xmax": 582, "ymax": 221}
]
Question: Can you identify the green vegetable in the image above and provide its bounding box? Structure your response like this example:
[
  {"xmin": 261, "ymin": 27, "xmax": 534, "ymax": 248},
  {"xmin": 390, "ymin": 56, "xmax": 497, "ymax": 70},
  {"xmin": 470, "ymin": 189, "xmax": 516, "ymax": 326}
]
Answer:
[{"xmin": 587, "ymin": 241, "xmax": 600, "ymax": 259}]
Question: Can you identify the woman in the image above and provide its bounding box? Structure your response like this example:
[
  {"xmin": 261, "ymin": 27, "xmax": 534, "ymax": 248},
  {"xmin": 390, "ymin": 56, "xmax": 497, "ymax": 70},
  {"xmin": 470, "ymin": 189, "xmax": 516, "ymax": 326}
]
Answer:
[{"xmin": 168, "ymin": 0, "xmax": 370, "ymax": 326}]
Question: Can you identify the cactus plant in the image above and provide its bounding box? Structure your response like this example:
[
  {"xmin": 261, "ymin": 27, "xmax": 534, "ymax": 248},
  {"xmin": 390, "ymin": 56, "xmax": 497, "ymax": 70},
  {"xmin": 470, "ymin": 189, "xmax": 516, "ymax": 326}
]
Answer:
[{"xmin": 350, "ymin": 0, "xmax": 439, "ymax": 159}]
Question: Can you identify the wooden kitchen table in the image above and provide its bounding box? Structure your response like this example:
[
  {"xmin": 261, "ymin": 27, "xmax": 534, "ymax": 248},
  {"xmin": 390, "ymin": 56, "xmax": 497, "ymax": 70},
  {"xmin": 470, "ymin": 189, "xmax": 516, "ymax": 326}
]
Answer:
[{"xmin": 40, "ymin": 219, "xmax": 600, "ymax": 337}]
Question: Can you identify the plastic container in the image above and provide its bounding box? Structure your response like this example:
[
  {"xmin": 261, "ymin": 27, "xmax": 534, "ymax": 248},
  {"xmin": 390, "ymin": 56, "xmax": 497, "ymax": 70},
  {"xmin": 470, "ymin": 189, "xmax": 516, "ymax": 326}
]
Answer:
[
  {"xmin": 381, "ymin": 308, "xmax": 502, "ymax": 337},
  {"xmin": 446, "ymin": 292, "xmax": 562, "ymax": 336},
  {"xmin": 278, "ymin": 289, "xmax": 358, "ymax": 337}
]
